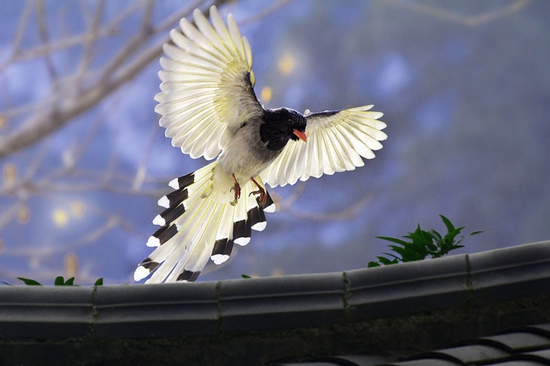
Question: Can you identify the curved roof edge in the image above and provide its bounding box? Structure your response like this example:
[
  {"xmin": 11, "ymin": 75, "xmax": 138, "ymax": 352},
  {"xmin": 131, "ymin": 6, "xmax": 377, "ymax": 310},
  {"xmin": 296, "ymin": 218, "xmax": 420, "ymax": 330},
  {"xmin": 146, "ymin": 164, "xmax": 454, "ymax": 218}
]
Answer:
[{"xmin": 1, "ymin": 240, "xmax": 549, "ymax": 339}]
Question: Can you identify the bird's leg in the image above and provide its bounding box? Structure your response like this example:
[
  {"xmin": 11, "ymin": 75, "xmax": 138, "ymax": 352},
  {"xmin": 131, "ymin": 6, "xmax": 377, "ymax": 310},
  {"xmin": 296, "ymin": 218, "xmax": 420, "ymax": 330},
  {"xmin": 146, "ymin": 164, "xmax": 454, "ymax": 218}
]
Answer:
[
  {"xmin": 249, "ymin": 177, "xmax": 267, "ymax": 205},
  {"xmin": 230, "ymin": 173, "xmax": 241, "ymax": 206}
]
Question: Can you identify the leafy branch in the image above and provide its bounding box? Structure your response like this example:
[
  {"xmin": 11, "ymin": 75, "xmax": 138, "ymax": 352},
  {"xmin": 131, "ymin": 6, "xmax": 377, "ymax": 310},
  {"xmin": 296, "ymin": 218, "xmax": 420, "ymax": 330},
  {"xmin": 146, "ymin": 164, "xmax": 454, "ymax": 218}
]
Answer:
[
  {"xmin": 3, "ymin": 276, "xmax": 103, "ymax": 286},
  {"xmin": 368, "ymin": 215, "xmax": 482, "ymax": 267}
]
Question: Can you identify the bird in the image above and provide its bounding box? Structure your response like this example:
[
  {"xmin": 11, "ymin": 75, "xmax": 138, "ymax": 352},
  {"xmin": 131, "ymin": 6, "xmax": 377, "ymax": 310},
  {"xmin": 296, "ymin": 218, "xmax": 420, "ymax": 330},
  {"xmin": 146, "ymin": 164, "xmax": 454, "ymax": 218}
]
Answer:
[{"xmin": 133, "ymin": 5, "xmax": 387, "ymax": 284}]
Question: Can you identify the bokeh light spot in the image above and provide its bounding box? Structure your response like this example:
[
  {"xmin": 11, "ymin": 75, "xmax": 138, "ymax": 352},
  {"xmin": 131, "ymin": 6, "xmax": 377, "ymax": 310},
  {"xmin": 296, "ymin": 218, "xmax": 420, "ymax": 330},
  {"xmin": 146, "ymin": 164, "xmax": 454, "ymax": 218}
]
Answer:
[
  {"xmin": 53, "ymin": 209, "xmax": 69, "ymax": 227},
  {"xmin": 64, "ymin": 252, "xmax": 79, "ymax": 278},
  {"xmin": 18, "ymin": 205, "xmax": 30, "ymax": 224},
  {"xmin": 71, "ymin": 201, "xmax": 85, "ymax": 219},
  {"xmin": 3, "ymin": 163, "xmax": 17, "ymax": 183},
  {"xmin": 260, "ymin": 86, "xmax": 272, "ymax": 104},
  {"xmin": 278, "ymin": 52, "xmax": 295, "ymax": 75}
]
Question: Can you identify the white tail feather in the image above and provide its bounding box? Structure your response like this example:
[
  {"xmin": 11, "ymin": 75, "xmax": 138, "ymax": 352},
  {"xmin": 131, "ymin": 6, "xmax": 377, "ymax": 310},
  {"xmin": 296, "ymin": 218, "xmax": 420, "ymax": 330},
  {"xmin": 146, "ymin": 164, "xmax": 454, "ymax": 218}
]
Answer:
[{"xmin": 135, "ymin": 161, "xmax": 274, "ymax": 283}]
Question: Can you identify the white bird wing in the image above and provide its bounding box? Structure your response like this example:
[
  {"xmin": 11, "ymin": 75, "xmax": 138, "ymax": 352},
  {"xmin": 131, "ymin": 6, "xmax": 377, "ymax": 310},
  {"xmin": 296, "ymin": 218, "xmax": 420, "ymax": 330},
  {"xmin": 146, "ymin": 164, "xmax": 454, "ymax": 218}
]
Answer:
[
  {"xmin": 259, "ymin": 105, "xmax": 387, "ymax": 187},
  {"xmin": 154, "ymin": 6, "xmax": 264, "ymax": 160}
]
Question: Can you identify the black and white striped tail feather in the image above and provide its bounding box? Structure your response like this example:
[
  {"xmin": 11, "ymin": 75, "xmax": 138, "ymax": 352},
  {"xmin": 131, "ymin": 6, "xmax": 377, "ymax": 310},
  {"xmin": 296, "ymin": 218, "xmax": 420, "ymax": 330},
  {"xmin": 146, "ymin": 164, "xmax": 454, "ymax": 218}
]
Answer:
[
  {"xmin": 209, "ymin": 185, "xmax": 274, "ymax": 264},
  {"xmin": 148, "ymin": 195, "xmax": 216, "ymax": 283},
  {"xmin": 134, "ymin": 162, "xmax": 275, "ymax": 283}
]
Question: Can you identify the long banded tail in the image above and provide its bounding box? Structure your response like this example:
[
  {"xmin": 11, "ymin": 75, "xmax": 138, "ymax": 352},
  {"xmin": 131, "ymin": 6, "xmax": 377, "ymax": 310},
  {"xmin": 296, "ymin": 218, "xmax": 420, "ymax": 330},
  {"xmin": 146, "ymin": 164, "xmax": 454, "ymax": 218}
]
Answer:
[{"xmin": 134, "ymin": 162, "xmax": 275, "ymax": 283}]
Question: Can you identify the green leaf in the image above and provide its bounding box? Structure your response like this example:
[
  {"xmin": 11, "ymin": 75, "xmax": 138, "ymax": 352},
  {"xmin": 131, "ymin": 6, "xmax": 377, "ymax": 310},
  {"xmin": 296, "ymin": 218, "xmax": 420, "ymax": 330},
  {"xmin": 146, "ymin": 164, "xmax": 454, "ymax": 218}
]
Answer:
[
  {"xmin": 372, "ymin": 214, "xmax": 483, "ymax": 268},
  {"xmin": 429, "ymin": 229, "xmax": 443, "ymax": 242},
  {"xmin": 17, "ymin": 277, "xmax": 43, "ymax": 286},
  {"xmin": 1, "ymin": 281, "xmax": 12, "ymax": 286},
  {"xmin": 439, "ymin": 215, "xmax": 455, "ymax": 232},
  {"xmin": 54, "ymin": 276, "xmax": 80, "ymax": 286},
  {"xmin": 241, "ymin": 274, "xmax": 252, "ymax": 279},
  {"xmin": 387, "ymin": 245, "xmax": 422, "ymax": 262},
  {"xmin": 444, "ymin": 227, "xmax": 464, "ymax": 241},
  {"xmin": 375, "ymin": 236, "xmax": 410, "ymax": 247},
  {"xmin": 427, "ymin": 230, "xmax": 443, "ymax": 249},
  {"xmin": 378, "ymin": 256, "xmax": 399, "ymax": 266},
  {"xmin": 380, "ymin": 252, "xmax": 400, "ymax": 261},
  {"xmin": 405, "ymin": 226, "xmax": 434, "ymax": 249},
  {"xmin": 94, "ymin": 278, "xmax": 104, "ymax": 286}
]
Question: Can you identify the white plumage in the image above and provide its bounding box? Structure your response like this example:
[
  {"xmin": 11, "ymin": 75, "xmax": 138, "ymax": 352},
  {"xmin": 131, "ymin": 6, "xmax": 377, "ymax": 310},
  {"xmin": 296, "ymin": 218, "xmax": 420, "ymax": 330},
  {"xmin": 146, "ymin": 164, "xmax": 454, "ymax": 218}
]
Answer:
[
  {"xmin": 134, "ymin": 6, "xmax": 387, "ymax": 283},
  {"xmin": 260, "ymin": 106, "xmax": 386, "ymax": 187}
]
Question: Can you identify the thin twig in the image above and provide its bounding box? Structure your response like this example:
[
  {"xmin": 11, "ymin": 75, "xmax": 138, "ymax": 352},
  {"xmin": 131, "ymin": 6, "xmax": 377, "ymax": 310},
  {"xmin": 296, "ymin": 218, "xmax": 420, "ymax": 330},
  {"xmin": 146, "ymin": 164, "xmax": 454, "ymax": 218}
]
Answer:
[
  {"xmin": 382, "ymin": 0, "xmax": 532, "ymax": 27},
  {"xmin": 0, "ymin": 0, "xmax": 234, "ymax": 160}
]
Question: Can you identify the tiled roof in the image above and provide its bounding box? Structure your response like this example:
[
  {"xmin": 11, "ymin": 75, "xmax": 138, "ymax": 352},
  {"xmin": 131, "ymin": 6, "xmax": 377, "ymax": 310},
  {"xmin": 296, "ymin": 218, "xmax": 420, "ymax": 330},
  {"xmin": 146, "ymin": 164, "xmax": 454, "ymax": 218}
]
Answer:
[
  {"xmin": 1, "ymin": 241, "xmax": 550, "ymax": 365},
  {"xmin": 269, "ymin": 324, "xmax": 550, "ymax": 365}
]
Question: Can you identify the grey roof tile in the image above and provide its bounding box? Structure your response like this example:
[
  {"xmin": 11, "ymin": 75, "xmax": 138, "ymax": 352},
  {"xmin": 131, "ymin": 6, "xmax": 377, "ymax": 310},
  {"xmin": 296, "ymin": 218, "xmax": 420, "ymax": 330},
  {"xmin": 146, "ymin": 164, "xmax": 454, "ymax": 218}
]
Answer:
[
  {"xmin": 525, "ymin": 348, "xmax": 550, "ymax": 361},
  {"xmin": 493, "ymin": 362, "xmax": 548, "ymax": 366},
  {"xmin": 345, "ymin": 253, "xmax": 469, "ymax": 320},
  {"xmin": 383, "ymin": 359, "xmax": 461, "ymax": 366},
  {"xmin": 2, "ymin": 241, "xmax": 550, "ymax": 365},
  {"xmin": 532, "ymin": 324, "xmax": 550, "ymax": 334},
  {"xmin": 270, "ymin": 324, "xmax": 550, "ymax": 366},
  {"xmin": 335, "ymin": 355, "xmax": 392, "ymax": 365},
  {"xmin": 94, "ymin": 281, "xmax": 219, "ymax": 338},
  {"xmin": 389, "ymin": 325, "xmax": 550, "ymax": 366},
  {"xmin": 272, "ymin": 363, "xmax": 340, "ymax": 366},
  {"xmin": 426, "ymin": 344, "xmax": 510, "ymax": 363},
  {"xmin": 480, "ymin": 332, "xmax": 550, "ymax": 351},
  {"xmin": 0, "ymin": 286, "xmax": 93, "ymax": 338},
  {"xmin": 469, "ymin": 241, "xmax": 550, "ymax": 304},
  {"xmin": 219, "ymin": 272, "xmax": 345, "ymax": 332},
  {"xmin": 271, "ymin": 356, "xmax": 390, "ymax": 366}
]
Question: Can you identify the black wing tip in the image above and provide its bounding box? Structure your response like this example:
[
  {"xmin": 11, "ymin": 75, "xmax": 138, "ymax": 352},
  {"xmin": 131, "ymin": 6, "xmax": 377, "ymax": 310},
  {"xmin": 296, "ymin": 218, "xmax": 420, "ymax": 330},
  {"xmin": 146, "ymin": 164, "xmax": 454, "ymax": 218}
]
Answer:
[
  {"xmin": 232, "ymin": 219, "xmax": 251, "ymax": 245},
  {"xmin": 152, "ymin": 224, "xmax": 178, "ymax": 246},
  {"xmin": 165, "ymin": 188, "xmax": 189, "ymax": 209},
  {"xmin": 139, "ymin": 257, "xmax": 160, "ymax": 271},
  {"xmin": 247, "ymin": 206, "xmax": 266, "ymax": 228},
  {"xmin": 176, "ymin": 173, "xmax": 195, "ymax": 190},
  {"xmin": 211, "ymin": 238, "xmax": 234, "ymax": 265},
  {"xmin": 212, "ymin": 238, "xmax": 234, "ymax": 257},
  {"xmin": 176, "ymin": 270, "xmax": 201, "ymax": 282},
  {"xmin": 158, "ymin": 204, "xmax": 185, "ymax": 228}
]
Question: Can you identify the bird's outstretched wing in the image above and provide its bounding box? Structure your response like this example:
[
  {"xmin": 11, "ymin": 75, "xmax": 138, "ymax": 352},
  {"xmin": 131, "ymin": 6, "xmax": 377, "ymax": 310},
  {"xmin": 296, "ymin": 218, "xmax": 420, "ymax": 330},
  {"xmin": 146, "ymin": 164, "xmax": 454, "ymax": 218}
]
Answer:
[
  {"xmin": 154, "ymin": 6, "xmax": 264, "ymax": 160},
  {"xmin": 259, "ymin": 105, "xmax": 387, "ymax": 187}
]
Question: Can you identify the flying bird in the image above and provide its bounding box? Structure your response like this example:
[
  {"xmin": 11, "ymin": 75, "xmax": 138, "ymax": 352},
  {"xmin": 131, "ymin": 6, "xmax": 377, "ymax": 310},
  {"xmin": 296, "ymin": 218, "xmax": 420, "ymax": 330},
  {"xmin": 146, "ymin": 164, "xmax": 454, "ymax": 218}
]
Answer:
[{"xmin": 134, "ymin": 5, "xmax": 387, "ymax": 283}]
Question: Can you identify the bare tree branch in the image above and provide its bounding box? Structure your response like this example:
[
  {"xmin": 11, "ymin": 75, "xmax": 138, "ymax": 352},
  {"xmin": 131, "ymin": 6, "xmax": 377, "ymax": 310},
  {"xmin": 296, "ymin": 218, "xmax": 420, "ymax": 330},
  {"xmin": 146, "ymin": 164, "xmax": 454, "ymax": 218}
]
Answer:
[
  {"xmin": 0, "ymin": 0, "xmax": 230, "ymax": 159},
  {"xmin": 36, "ymin": 0, "xmax": 59, "ymax": 83},
  {"xmin": 382, "ymin": 0, "xmax": 532, "ymax": 27}
]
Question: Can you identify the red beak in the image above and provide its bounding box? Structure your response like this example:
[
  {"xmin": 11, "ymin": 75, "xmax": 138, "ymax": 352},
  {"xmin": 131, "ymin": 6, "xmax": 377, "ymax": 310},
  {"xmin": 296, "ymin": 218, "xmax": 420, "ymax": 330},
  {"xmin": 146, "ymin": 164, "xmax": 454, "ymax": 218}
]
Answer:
[{"xmin": 293, "ymin": 129, "xmax": 307, "ymax": 142}]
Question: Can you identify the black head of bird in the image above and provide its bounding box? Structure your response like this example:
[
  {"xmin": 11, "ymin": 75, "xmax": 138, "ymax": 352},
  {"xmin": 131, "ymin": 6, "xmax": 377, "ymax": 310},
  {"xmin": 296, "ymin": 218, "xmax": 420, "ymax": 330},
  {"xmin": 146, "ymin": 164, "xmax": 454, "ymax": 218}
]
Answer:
[{"xmin": 260, "ymin": 108, "xmax": 308, "ymax": 151}]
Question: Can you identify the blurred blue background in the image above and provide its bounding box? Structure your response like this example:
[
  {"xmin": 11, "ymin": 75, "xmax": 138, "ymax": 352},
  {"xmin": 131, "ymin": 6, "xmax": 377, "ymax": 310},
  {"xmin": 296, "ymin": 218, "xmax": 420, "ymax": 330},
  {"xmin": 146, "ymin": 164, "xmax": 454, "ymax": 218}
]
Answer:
[{"xmin": 0, "ymin": 0, "xmax": 548, "ymax": 285}]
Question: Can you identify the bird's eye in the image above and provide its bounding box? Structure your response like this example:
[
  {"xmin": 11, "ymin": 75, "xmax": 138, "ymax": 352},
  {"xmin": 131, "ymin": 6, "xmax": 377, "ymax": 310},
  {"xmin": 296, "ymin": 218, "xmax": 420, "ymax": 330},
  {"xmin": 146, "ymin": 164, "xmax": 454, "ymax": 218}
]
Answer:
[{"xmin": 288, "ymin": 119, "xmax": 294, "ymax": 126}]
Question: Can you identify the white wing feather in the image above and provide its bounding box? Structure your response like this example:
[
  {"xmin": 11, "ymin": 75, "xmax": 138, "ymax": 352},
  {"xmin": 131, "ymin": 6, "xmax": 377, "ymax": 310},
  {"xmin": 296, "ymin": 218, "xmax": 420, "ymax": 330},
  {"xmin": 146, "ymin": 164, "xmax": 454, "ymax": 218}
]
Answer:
[
  {"xmin": 259, "ymin": 105, "xmax": 387, "ymax": 187},
  {"xmin": 155, "ymin": 6, "xmax": 263, "ymax": 160}
]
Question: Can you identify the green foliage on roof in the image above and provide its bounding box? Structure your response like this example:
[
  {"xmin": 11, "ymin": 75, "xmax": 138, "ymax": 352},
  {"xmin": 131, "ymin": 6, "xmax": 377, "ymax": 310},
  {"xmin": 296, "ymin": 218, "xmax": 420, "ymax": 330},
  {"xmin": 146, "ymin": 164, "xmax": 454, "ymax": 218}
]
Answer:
[
  {"xmin": 2, "ymin": 276, "xmax": 103, "ymax": 286},
  {"xmin": 369, "ymin": 215, "xmax": 483, "ymax": 267}
]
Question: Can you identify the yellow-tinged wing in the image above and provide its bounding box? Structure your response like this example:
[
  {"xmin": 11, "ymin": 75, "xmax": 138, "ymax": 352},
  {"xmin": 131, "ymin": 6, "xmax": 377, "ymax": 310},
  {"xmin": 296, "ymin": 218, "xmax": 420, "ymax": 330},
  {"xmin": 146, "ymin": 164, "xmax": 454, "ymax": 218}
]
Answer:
[
  {"xmin": 154, "ymin": 6, "xmax": 264, "ymax": 160},
  {"xmin": 259, "ymin": 105, "xmax": 387, "ymax": 187}
]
